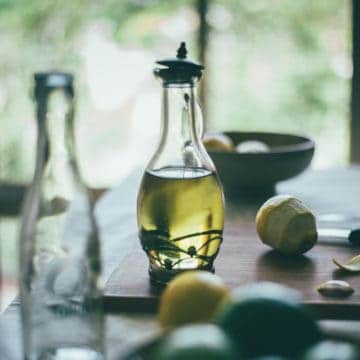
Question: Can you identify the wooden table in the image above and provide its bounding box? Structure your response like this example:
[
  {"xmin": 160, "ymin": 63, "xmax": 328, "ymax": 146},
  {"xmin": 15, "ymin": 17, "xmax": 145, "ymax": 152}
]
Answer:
[{"xmin": 1, "ymin": 167, "xmax": 360, "ymax": 359}]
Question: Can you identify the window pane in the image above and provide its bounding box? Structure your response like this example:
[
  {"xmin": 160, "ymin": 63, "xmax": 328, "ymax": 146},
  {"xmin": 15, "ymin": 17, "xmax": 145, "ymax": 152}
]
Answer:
[{"xmin": 207, "ymin": 0, "xmax": 351, "ymax": 168}]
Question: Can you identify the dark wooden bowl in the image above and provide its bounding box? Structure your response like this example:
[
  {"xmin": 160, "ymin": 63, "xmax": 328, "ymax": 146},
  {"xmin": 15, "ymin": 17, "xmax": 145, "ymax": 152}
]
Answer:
[{"xmin": 209, "ymin": 131, "xmax": 315, "ymax": 195}]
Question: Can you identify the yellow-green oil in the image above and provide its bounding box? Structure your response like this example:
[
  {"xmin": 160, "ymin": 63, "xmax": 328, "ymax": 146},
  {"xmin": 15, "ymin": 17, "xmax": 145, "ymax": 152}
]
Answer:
[{"xmin": 137, "ymin": 166, "xmax": 224, "ymax": 282}]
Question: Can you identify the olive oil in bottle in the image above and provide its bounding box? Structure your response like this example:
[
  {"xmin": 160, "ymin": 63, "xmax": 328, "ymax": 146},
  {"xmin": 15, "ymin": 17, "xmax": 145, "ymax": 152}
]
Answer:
[
  {"xmin": 138, "ymin": 166, "xmax": 224, "ymax": 281},
  {"xmin": 137, "ymin": 43, "xmax": 225, "ymax": 284}
]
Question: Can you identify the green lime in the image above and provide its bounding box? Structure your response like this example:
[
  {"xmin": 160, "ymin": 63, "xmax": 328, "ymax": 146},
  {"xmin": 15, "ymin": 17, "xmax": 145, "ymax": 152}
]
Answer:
[
  {"xmin": 302, "ymin": 341, "xmax": 360, "ymax": 360},
  {"xmin": 216, "ymin": 282, "xmax": 322, "ymax": 358},
  {"xmin": 153, "ymin": 324, "xmax": 239, "ymax": 360}
]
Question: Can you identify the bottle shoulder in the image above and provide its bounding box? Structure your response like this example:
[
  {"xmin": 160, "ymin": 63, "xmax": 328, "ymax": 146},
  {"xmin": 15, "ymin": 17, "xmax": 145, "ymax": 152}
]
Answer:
[{"xmin": 146, "ymin": 139, "xmax": 216, "ymax": 174}]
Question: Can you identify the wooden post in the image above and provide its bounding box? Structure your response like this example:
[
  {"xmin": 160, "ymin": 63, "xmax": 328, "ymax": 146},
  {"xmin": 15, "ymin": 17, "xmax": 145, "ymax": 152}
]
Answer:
[
  {"xmin": 351, "ymin": 0, "xmax": 360, "ymax": 162},
  {"xmin": 195, "ymin": 0, "xmax": 210, "ymax": 129}
]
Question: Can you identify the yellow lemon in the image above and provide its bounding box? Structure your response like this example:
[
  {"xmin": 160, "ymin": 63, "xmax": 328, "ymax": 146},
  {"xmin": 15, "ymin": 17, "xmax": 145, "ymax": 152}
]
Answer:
[
  {"xmin": 203, "ymin": 133, "xmax": 234, "ymax": 152},
  {"xmin": 256, "ymin": 195, "xmax": 317, "ymax": 255},
  {"xmin": 158, "ymin": 271, "xmax": 229, "ymax": 329}
]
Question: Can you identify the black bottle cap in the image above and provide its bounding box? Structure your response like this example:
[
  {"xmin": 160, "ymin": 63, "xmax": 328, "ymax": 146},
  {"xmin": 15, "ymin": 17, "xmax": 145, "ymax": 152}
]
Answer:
[
  {"xmin": 154, "ymin": 42, "xmax": 204, "ymax": 85},
  {"xmin": 34, "ymin": 71, "xmax": 74, "ymax": 98}
]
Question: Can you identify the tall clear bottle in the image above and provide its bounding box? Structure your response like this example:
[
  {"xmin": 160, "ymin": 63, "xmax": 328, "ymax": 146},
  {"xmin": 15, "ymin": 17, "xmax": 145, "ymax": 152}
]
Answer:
[
  {"xmin": 19, "ymin": 72, "xmax": 104, "ymax": 360},
  {"xmin": 137, "ymin": 43, "xmax": 225, "ymax": 285}
]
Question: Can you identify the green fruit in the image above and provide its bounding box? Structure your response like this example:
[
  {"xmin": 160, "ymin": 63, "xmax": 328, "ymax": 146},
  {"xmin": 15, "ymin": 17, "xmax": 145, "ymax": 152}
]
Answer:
[
  {"xmin": 216, "ymin": 282, "xmax": 322, "ymax": 358},
  {"xmin": 153, "ymin": 324, "xmax": 239, "ymax": 360},
  {"xmin": 302, "ymin": 341, "xmax": 360, "ymax": 360}
]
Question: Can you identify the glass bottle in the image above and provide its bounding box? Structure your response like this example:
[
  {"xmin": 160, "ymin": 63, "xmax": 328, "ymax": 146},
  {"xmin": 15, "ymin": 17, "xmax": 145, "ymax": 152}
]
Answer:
[
  {"xmin": 137, "ymin": 43, "xmax": 225, "ymax": 285},
  {"xmin": 19, "ymin": 72, "xmax": 104, "ymax": 360}
]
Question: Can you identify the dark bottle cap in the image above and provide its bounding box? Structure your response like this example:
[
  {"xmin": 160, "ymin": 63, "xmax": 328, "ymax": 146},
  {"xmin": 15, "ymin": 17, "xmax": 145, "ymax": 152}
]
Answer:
[
  {"xmin": 34, "ymin": 71, "xmax": 74, "ymax": 98},
  {"xmin": 154, "ymin": 42, "xmax": 204, "ymax": 85}
]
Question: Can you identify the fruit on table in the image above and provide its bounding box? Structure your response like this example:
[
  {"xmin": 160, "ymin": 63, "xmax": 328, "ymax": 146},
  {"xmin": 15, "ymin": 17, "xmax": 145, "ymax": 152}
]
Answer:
[
  {"xmin": 236, "ymin": 140, "xmax": 270, "ymax": 153},
  {"xmin": 158, "ymin": 271, "xmax": 229, "ymax": 329},
  {"xmin": 216, "ymin": 282, "xmax": 322, "ymax": 358},
  {"xmin": 302, "ymin": 341, "xmax": 360, "ymax": 360},
  {"xmin": 317, "ymin": 280, "xmax": 354, "ymax": 297},
  {"xmin": 203, "ymin": 133, "xmax": 234, "ymax": 152},
  {"xmin": 333, "ymin": 254, "xmax": 360, "ymax": 273},
  {"xmin": 154, "ymin": 324, "xmax": 239, "ymax": 360},
  {"xmin": 256, "ymin": 195, "xmax": 318, "ymax": 255}
]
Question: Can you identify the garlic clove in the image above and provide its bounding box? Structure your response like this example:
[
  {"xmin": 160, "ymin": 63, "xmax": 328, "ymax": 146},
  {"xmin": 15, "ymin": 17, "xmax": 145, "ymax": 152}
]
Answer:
[{"xmin": 317, "ymin": 280, "xmax": 354, "ymax": 297}]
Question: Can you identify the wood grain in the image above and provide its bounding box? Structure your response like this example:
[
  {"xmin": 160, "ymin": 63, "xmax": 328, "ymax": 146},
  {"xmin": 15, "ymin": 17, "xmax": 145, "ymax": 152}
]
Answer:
[
  {"xmin": 105, "ymin": 214, "xmax": 360, "ymax": 319},
  {"xmin": 103, "ymin": 168, "xmax": 360, "ymax": 319}
]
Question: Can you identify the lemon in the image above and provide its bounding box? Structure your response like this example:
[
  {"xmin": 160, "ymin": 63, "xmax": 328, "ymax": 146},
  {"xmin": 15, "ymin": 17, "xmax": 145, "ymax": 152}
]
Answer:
[
  {"xmin": 216, "ymin": 282, "xmax": 321, "ymax": 358},
  {"xmin": 158, "ymin": 271, "xmax": 229, "ymax": 329},
  {"xmin": 256, "ymin": 195, "xmax": 317, "ymax": 255},
  {"xmin": 203, "ymin": 133, "xmax": 234, "ymax": 152},
  {"xmin": 154, "ymin": 324, "xmax": 239, "ymax": 360}
]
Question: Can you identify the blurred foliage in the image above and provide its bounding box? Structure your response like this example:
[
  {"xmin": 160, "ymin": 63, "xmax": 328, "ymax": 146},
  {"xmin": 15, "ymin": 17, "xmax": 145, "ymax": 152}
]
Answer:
[
  {"xmin": 0, "ymin": 0, "xmax": 351, "ymax": 183},
  {"xmin": 207, "ymin": 0, "xmax": 350, "ymax": 166},
  {"xmin": 0, "ymin": 0, "xmax": 189, "ymax": 182}
]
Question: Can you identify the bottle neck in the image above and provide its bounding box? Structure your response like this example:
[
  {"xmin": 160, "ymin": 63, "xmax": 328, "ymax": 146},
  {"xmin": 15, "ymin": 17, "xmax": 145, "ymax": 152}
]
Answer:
[
  {"xmin": 37, "ymin": 90, "xmax": 76, "ymax": 167},
  {"xmin": 34, "ymin": 89, "xmax": 81, "ymax": 203},
  {"xmin": 146, "ymin": 83, "xmax": 213, "ymax": 172},
  {"xmin": 161, "ymin": 83, "xmax": 201, "ymax": 148}
]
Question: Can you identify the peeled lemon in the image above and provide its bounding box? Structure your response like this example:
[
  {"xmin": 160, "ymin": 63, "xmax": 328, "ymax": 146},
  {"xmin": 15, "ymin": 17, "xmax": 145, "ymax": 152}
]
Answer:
[
  {"xmin": 256, "ymin": 195, "xmax": 317, "ymax": 255},
  {"xmin": 158, "ymin": 271, "xmax": 229, "ymax": 329}
]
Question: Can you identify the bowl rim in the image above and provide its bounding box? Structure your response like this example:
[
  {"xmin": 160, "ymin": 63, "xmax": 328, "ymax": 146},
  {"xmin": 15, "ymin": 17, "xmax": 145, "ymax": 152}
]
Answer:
[{"xmin": 208, "ymin": 131, "xmax": 315, "ymax": 155}]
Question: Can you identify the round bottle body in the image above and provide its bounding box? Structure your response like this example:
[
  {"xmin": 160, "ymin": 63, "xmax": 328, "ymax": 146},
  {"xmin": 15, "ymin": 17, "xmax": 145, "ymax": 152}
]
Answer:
[{"xmin": 138, "ymin": 166, "xmax": 224, "ymax": 284}]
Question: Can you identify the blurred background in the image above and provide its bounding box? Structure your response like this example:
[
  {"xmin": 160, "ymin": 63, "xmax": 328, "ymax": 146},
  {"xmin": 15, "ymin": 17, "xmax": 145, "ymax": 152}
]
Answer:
[{"xmin": 0, "ymin": 0, "xmax": 352, "ymax": 309}]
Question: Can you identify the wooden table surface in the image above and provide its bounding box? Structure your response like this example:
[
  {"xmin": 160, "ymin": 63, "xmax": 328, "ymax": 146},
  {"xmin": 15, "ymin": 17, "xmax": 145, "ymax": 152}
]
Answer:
[
  {"xmin": 1, "ymin": 167, "xmax": 360, "ymax": 358},
  {"xmin": 105, "ymin": 171, "xmax": 360, "ymax": 317}
]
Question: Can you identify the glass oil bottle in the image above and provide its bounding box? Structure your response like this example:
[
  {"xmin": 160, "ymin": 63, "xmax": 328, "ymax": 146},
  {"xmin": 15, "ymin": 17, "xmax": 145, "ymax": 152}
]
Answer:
[{"xmin": 137, "ymin": 43, "xmax": 225, "ymax": 285}]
